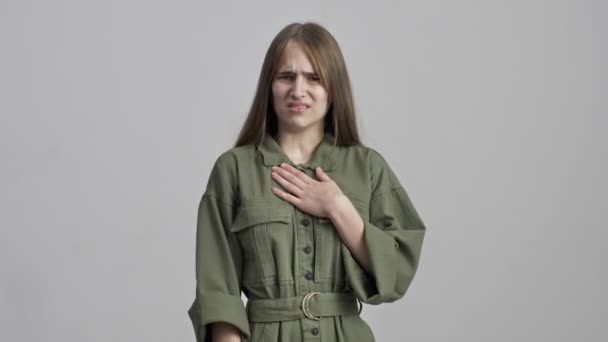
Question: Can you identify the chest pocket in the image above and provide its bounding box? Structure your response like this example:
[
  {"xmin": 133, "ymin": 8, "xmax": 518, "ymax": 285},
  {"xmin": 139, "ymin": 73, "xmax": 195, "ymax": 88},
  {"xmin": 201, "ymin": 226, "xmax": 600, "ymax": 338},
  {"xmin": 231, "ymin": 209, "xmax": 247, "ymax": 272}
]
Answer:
[{"xmin": 230, "ymin": 204, "xmax": 292, "ymax": 286}]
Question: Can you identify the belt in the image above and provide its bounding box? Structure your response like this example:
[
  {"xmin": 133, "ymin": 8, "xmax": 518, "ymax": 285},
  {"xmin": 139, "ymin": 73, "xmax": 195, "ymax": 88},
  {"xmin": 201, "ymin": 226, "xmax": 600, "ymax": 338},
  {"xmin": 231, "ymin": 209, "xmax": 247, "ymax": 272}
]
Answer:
[{"xmin": 246, "ymin": 292, "xmax": 363, "ymax": 323}]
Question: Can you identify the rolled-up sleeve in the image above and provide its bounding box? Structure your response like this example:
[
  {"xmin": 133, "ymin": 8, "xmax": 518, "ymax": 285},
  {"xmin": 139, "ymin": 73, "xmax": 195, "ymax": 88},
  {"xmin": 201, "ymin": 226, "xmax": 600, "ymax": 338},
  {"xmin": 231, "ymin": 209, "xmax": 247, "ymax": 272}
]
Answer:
[
  {"xmin": 187, "ymin": 152, "xmax": 250, "ymax": 341},
  {"xmin": 342, "ymin": 149, "xmax": 426, "ymax": 305}
]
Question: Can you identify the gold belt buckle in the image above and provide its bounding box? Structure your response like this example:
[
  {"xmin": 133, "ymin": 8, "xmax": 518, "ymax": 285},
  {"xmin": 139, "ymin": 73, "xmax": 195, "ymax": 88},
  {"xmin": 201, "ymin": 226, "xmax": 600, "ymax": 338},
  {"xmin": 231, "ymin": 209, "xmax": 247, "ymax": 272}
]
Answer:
[
  {"xmin": 301, "ymin": 292, "xmax": 320, "ymax": 320},
  {"xmin": 301, "ymin": 292, "xmax": 363, "ymax": 320}
]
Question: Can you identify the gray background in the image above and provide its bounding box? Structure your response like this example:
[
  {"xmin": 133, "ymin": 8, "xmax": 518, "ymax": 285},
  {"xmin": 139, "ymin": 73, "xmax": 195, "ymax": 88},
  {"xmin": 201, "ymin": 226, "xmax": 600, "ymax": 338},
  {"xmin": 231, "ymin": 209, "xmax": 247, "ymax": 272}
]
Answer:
[{"xmin": 1, "ymin": 1, "xmax": 606, "ymax": 341}]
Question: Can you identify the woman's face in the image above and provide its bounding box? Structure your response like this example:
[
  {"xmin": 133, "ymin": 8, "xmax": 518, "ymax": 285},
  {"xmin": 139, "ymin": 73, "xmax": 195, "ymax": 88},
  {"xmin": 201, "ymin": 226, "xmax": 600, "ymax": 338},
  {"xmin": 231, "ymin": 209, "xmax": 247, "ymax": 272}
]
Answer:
[{"xmin": 271, "ymin": 41, "xmax": 329, "ymax": 134}]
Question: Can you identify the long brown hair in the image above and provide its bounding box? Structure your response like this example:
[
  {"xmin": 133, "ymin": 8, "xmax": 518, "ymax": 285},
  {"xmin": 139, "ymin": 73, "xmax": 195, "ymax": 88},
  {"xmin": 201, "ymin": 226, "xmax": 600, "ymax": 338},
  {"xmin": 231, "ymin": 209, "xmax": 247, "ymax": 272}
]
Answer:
[{"xmin": 233, "ymin": 22, "xmax": 362, "ymax": 148}]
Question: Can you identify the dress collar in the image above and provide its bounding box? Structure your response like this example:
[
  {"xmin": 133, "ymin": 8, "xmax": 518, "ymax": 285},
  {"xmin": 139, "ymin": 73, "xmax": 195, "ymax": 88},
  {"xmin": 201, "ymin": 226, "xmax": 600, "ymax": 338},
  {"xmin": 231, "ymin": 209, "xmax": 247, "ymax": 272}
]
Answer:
[{"xmin": 256, "ymin": 131, "xmax": 338, "ymax": 171}]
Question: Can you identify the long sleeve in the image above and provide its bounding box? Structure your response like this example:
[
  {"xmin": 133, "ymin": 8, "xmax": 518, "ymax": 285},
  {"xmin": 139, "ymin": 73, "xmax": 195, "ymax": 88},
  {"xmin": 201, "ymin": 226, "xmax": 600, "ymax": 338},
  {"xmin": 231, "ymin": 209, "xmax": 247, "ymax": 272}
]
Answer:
[
  {"xmin": 342, "ymin": 149, "xmax": 426, "ymax": 305},
  {"xmin": 187, "ymin": 152, "xmax": 250, "ymax": 342}
]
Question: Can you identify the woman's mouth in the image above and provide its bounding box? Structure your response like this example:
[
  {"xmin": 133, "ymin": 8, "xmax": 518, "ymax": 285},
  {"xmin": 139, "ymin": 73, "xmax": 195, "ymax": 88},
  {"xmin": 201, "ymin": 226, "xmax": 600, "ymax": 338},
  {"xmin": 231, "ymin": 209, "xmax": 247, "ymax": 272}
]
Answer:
[{"xmin": 288, "ymin": 103, "xmax": 310, "ymax": 113}]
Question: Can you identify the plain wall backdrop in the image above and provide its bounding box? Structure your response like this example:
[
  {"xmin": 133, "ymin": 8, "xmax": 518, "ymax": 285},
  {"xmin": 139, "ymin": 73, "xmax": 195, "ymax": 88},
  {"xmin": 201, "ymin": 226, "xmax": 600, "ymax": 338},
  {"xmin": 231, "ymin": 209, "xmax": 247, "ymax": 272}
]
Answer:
[{"xmin": 1, "ymin": 1, "xmax": 606, "ymax": 341}]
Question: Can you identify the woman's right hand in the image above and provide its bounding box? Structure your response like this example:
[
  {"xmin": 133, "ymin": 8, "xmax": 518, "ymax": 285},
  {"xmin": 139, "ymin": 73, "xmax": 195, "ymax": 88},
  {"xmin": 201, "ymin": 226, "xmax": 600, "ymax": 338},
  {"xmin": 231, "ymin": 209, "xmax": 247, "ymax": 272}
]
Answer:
[{"xmin": 212, "ymin": 322, "xmax": 242, "ymax": 342}]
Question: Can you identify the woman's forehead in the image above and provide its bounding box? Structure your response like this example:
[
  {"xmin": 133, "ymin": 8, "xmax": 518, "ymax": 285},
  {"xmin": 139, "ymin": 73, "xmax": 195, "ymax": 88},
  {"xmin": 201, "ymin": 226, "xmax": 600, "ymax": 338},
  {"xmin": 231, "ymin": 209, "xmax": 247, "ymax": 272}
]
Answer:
[{"xmin": 276, "ymin": 51, "xmax": 316, "ymax": 72}]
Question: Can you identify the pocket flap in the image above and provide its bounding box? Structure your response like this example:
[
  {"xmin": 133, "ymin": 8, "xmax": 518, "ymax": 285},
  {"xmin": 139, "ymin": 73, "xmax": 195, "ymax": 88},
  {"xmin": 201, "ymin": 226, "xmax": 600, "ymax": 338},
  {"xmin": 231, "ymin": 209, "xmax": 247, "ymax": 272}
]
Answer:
[{"xmin": 230, "ymin": 205, "xmax": 291, "ymax": 232}]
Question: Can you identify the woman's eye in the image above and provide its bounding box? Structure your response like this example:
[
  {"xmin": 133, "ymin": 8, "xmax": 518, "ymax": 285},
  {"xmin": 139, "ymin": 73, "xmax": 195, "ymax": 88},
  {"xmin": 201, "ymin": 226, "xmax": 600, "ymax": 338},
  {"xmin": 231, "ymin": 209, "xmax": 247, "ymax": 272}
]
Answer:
[{"xmin": 277, "ymin": 75, "xmax": 319, "ymax": 81}]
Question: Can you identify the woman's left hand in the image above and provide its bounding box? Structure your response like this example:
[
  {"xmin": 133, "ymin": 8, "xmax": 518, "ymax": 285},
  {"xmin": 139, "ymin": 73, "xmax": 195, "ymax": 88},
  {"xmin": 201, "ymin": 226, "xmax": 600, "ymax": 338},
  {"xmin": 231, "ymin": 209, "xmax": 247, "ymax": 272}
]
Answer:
[{"xmin": 271, "ymin": 163, "xmax": 345, "ymax": 219}]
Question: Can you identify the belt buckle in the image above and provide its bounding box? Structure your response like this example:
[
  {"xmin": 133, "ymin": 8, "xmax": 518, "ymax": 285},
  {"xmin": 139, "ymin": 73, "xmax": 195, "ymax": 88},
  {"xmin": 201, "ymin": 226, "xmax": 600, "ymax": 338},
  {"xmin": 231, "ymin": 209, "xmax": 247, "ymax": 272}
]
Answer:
[{"xmin": 301, "ymin": 292, "xmax": 321, "ymax": 321}]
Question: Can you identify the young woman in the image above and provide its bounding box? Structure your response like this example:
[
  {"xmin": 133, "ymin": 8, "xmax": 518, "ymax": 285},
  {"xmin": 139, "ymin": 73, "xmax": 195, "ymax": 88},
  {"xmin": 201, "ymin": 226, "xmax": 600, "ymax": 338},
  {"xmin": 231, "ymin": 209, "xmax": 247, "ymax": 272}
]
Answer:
[{"xmin": 188, "ymin": 22, "xmax": 426, "ymax": 342}]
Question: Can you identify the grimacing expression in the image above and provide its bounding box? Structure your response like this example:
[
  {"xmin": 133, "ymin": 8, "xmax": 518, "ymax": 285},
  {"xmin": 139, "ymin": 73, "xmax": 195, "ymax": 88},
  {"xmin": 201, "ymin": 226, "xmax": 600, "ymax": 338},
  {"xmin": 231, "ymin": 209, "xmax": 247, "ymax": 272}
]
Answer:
[{"xmin": 271, "ymin": 41, "xmax": 329, "ymax": 133}]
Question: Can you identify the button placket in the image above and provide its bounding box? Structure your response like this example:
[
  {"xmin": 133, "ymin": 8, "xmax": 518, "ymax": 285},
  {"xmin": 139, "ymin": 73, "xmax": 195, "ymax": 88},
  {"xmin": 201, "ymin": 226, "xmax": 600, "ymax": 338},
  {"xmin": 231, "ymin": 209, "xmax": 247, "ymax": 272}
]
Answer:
[
  {"xmin": 301, "ymin": 215, "xmax": 315, "ymax": 283},
  {"xmin": 294, "ymin": 167, "xmax": 321, "ymax": 339},
  {"xmin": 297, "ymin": 211, "xmax": 315, "ymax": 293}
]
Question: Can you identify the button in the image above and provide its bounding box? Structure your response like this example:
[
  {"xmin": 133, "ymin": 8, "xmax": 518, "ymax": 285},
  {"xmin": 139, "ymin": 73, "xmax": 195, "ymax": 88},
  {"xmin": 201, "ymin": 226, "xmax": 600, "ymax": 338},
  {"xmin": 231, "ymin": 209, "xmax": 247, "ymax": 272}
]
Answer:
[
  {"xmin": 311, "ymin": 328, "xmax": 319, "ymax": 335},
  {"xmin": 303, "ymin": 246, "xmax": 312, "ymax": 254},
  {"xmin": 305, "ymin": 272, "xmax": 313, "ymax": 280},
  {"xmin": 301, "ymin": 218, "xmax": 310, "ymax": 226}
]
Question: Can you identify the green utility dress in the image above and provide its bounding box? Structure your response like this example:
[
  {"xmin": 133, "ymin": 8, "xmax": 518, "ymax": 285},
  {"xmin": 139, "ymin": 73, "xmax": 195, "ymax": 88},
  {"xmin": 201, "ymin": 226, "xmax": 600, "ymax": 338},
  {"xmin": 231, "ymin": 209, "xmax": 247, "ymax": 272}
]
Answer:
[{"xmin": 188, "ymin": 131, "xmax": 426, "ymax": 342}]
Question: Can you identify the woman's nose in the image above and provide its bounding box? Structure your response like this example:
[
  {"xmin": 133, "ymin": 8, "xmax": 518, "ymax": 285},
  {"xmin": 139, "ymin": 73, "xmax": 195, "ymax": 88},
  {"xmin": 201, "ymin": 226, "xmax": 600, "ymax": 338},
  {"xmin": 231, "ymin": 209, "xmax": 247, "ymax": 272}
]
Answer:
[{"xmin": 292, "ymin": 75, "xmax": 306, "ymax": 98}]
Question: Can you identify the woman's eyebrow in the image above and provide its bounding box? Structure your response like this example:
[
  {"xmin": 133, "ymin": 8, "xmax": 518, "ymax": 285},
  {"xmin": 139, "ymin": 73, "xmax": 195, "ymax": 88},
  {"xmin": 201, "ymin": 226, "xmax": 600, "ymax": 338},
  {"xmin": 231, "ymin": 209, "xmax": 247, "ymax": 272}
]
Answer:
[{"xmin": 277, "ymin": 70, "xmax": 319, "ymax": 76}]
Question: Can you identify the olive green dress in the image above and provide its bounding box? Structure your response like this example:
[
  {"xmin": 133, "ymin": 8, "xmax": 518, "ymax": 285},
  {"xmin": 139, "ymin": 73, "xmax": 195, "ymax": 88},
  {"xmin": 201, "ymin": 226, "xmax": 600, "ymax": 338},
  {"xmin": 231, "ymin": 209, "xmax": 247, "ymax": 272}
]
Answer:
[{"xmin": 188, "ymin": 131, "xmax": 426, "ymax": 342}]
